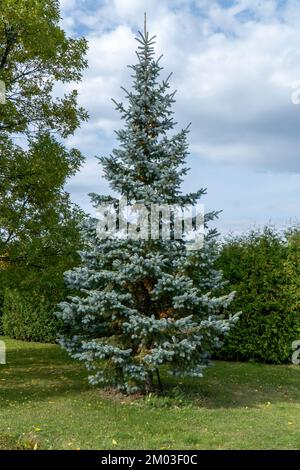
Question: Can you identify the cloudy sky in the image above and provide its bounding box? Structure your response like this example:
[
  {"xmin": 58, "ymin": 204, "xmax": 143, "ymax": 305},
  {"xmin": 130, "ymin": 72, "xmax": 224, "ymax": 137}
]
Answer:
[{"xmin": 60, "ymin": 0, "xmax": 300, "ymax": 233}]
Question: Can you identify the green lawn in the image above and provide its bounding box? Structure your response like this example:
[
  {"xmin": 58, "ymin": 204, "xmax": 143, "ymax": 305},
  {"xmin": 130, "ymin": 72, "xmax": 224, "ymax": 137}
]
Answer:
[{"xmin": 0, "ymin": 336, "xmax": 299, "ymax": 450}]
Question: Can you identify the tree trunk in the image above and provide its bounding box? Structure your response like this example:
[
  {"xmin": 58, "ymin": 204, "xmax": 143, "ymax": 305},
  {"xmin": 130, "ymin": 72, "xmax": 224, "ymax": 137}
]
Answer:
[
  {"xmin": 145, "ymin": 370, "xmax": 153, "ymax": 393},
  {"xmin": 156, "ymin": 368, "xmax": 163, "ymax": 393}
]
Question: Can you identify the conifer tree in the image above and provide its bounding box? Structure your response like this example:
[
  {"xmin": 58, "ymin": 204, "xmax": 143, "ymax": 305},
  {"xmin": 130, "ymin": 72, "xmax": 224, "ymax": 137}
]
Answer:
[{"xmin": 57, "ymin": 18, "xmax": 239, "ymax": 393}]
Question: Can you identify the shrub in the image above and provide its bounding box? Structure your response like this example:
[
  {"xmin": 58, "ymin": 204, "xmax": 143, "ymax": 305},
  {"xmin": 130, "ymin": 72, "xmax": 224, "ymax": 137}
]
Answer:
[
  {"xmin": 2, "ymin": 289, "xmax": 61, "ymax": 343},
  {"xmin": 217, "ymin": 227, "xmax": 300, "ymax": 364}
]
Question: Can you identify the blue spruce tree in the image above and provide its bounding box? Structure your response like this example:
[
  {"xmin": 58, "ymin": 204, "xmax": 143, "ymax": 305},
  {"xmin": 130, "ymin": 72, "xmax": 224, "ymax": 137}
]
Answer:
[{"xmin": 57, "ymin": 18, "xmax": 239, "ymax": 393}]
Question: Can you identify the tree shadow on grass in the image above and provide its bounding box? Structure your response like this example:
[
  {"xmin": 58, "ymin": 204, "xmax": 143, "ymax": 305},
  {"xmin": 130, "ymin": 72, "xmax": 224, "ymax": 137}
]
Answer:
[
  {"xmin": 0, "ymin": 344, "xmax": 91, "ymax": 407},
  {"xmin": 153, "ymin": 361, "xmax": 300, "ymax": 409},
  {"xmin": 1, "ymin": 342, "xmax": 299, "ymax": 410}
]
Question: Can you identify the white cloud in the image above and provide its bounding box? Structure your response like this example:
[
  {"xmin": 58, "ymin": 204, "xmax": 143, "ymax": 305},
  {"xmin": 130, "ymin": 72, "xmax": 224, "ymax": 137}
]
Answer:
[
  {"xmin": 59, "ymin": 0, "xmax": 300, "ymax": 230},
  {"xmin": 60, "ymin": 0, "xmax": 77, "ymax": 10},
  {"xmin": 63, "ymin": 0, "xmax": 300, "ymax": 172}
]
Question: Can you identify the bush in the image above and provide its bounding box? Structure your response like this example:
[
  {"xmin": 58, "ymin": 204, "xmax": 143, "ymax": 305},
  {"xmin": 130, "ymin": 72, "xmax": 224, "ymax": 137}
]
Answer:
[
  {"xmin": 2, "ymin": 289, "xmax": 61, "ymax": 343},
  {"xmin": 217, "ymin": 227, "xmax": 300, "ymax": 364}
]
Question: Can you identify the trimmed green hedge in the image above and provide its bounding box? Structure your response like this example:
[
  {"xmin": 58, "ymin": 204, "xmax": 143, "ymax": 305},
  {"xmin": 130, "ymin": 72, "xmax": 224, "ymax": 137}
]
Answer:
[
  {"xmin": 1, "ymin": 289, "xmax": 61, "ymax": 343},
  {"xmin": 217, "ymin": 228, "xmax": 300, "ymax": 364}
]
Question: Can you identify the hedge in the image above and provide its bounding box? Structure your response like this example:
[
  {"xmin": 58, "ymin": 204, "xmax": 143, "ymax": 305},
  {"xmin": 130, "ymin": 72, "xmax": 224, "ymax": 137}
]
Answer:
[
  {"xmin": 1, "ymin": 289, "xmax": 62, "ymax": 343},
  {"xmin": 217, "ymin": 227, "xmax": 300, "ymax": 364}
]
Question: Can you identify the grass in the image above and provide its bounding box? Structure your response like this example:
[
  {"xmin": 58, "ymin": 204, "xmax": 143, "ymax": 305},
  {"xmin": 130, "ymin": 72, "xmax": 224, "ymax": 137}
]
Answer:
[
  {"xmin": 0, "ymin": 336, "xmax": 299, "ymax": 450},
  {"xmin": 0, "ymin": 434, "xmax": 24, "ymax": 450}
]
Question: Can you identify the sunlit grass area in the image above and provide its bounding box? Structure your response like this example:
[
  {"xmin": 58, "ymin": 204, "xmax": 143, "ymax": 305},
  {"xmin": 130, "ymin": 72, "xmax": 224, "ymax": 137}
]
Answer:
[{"xmin": 0, "ymin": 337, "xmax": 299, "ymax": 450}]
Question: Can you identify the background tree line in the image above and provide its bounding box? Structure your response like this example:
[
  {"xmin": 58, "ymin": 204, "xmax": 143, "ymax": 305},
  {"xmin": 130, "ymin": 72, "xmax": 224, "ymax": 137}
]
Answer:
[{"xmin": 0, "ymin": 0, "xmax": 88, "ymax": 340}]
